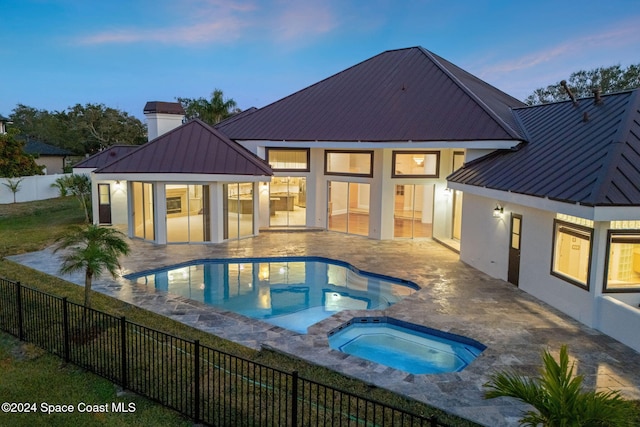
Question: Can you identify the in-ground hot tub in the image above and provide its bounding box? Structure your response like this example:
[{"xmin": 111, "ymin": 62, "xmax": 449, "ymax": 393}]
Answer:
[{"xmin": 328, "ymin": 317, "xmax": 486, "ymax": 374}]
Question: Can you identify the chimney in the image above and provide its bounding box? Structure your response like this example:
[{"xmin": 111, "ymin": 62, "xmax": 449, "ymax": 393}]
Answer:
[
  {"xmin": 560, "ymin": 80, "xmax": 577, "ymax": 106},
  {"xmin": 143, "ymin": 101, "xmax": 185, "ymax": 142},
  {"xmin": 592, "ymin": 88, "xmax": 603, "ymax": 105}
]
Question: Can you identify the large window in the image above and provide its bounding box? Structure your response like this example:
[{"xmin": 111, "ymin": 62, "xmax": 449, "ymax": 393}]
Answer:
[
  {"xmin": 266, "ymin": 148, "xmax": 310, "ymax": 171},
  {"xmin": 223, "ymin": 183, "xmax": 254, "ymax": 240},
  {"xmin": 604, "ymin": 231, "xmax": 640, "ymax": 292},
  {"xmin": 325, "ymin": 151, "xmax": 373, "ymax": 177},
  {"xmin": 166, "ymin": 184, "xmax": 210, "ymax": 243},
  {"xmin": 551, "ymin": 219, "xmax": 593, "ymax": 289},
  {"xmin": 391, "ymin": 151, "xmax": 439, "ymax": 177},
  {"xmin": 132, "ymin": 182, "xmax": 154, "ymax": 241}
]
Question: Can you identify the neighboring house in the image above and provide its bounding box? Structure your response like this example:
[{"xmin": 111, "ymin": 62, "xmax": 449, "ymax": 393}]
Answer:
[
  {"xmin": 0, "ymin": 115, "xmax": 10, "ymax": 134},
  {"xmin": 23, "ymin": 138, "xmax": 74, "ymax": 174},
  {"xmin": 85, "ymin": 47, "xmax": 640, "ymax": 352}
]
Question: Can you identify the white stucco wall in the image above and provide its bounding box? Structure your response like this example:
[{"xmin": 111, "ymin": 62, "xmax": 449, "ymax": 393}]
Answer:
[{"xmin": 459, "ymin": 193, "xmax": 598, "ymax": 326}]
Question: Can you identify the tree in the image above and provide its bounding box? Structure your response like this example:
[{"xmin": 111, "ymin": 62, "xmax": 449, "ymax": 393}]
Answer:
[
  {"xmin": 0, "ymin": 128, "xmax": 45, "ymax": 177},
  {"xmin": 54, "ymin": 224, "xmax": 130, "ymax": 308},
  {"xmin": 484, "ymin": 345, "xmax": 638, "ymax": 426},
  {"xmin": 65, "ymin": 174, "xmax": 92, "ymax": 223},
  {"xmin": 9, "ymin": 103, "xmax": 147, "ymax": 155},
  {"xmin": 178, "ymin": 88, "xmax": 241, "ymax": 125},
  {"xmin": 3, "ymin": 178, "xmax": 23, "ymax": 203},
  {"xmin": 525, "ymin": 63, "xmax": 640, "ymax": 105}
]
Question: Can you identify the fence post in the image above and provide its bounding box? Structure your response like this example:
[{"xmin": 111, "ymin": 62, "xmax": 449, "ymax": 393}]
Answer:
[
  {"xmin": 120, "ymin": 316, "xmax": 127, "ymax": 390},
  {"xmin": 194, "ymin": 340, "xmax": 200, "ymax": 423},
  {"xmin": 429, "ymin": 415, "xmax": 439, "ymax": 427},
  {"xmin": 15, "ymin": 281, "xmax": 23, "ymax": 341},
  {"xmin": 291, "ymin": 371, "xmax": 298, "ymax": 426},
  {"xmin": 62, "ymin": 298, "xmax": 70, "ymax": 362}
]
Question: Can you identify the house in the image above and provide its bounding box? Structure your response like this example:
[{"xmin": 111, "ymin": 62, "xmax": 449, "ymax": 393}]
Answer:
[
  {"xmin": 23, "ymin": 138, "xmax": 74, "ymax": 174},
  {"xmin": 83, "ymin": 47, "xmax": 640, "ymax": 352},
  {"xmin": 0, "ymin": 115, "xmax": 10, "ymax": 134}
]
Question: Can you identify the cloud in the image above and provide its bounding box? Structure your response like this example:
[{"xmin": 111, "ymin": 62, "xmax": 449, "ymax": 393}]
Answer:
[
  {"xmin": 480, "ymin": 19, "xmax": 640, "ymax": 76},
  {"xmin": 74, "ymin": 0, "xmax": 338, "ymax": 47}
]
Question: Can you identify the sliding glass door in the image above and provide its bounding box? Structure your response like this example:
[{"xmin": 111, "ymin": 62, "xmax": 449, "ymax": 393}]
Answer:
[
  {"xmin": 328, "ymin": 181, "xmax": 370, "ymax": 236},
  {"xmin": 393, "ymin": 184, "xmax": 433, "ymax": 239}
]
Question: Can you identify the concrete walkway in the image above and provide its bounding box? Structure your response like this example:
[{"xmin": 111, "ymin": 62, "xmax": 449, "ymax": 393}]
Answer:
[{"xmin": 8, "ymin": 231, "xmax": 640, "ymax": 426}]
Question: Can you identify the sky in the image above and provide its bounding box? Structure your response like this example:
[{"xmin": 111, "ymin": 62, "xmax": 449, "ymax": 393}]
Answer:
[{"xmin": 1, "ymin": 0, "xmax": 639, "ymax": 121}]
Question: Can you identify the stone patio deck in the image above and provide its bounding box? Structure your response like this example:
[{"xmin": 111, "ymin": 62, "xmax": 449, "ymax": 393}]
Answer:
[{"xmin": 8, "ymin": 231, "xmax": 640, "ymax": 426}]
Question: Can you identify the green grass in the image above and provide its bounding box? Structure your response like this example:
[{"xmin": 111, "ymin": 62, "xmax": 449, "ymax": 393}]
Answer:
[
  {"xmin": 0, "ymin": 197, "xmax": 481, "ymax": 426},
  {"xmin": 0, "ymin": 333, "xmax": 192, "ymax": 427}
]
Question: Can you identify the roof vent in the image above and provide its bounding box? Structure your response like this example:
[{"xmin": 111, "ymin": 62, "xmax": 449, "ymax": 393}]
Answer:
[
  {"xmin": 592, "ymin": 88, "xmax": 603, "ymax": 105},
  {"xmin": 560, "ymin": 80, "xmax": 578, "ymax": 106},
  {"xmin": 583, "ymin": 112, "xmax": 589, "ymax": 122}
]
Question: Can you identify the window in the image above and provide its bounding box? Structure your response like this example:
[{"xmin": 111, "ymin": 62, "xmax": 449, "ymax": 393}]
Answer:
[
  {"xmin": 550, "ymin": 219, "xmax": 593, "ymax": 289},
  {"xmin": 392, "ymin": 151, "xmax": 439, "ymax": 177},
  {"xmin": 604, "ymin": 231, "xmax": 640, "ymax": 292},
  {"xmin": 266, "ymin": 148, "xmax": 310, "ymax": 171},
  {"xmin": 325, "ymin": 151, "xmax": 373, "ymax": 177}
]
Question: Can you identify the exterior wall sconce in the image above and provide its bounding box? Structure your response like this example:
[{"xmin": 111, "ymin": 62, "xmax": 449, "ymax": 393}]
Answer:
[{"xmin": 493, "ymin": 204, "xmax": 504, "ymax": 218}]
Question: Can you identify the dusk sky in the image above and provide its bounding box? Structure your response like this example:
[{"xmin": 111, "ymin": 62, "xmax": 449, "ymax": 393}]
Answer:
[{"xmin": 2, "ymin": 0, "xmax": 639, "ymax": 121}]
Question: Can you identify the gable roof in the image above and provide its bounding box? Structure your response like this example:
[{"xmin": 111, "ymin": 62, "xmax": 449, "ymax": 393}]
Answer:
[
  {"xmin": 448, "ymin": 90, "xmax": 640, "ymax": 206},
  {"xmin": 95, "ymin": 119, "xmax": 272, "ymax": 176},
  {"xmin": 73, "ymin": 145, "xmax": 139, "ymax": 169},
  {"xmin": 23, "ymin": 138, "xmax": 73, "ymax": 156},
  {"xmin": 217, "ymin": 46, "xmax": 526, "ymax": 143}
]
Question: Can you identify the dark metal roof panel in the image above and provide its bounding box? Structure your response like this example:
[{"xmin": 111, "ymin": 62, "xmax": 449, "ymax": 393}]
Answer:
[
  {"xmin": 449, "ymin": 90, "xmax": 640, "ymax": 206},
  {"xmin": 23, "ymin": 138, "xmax": 74, "ymax": 156},
  {"xmin": 143, "ymin": 101, "xmax": 185, "ymax": 115},
  {"xmin": 217, "ymin": 47, "xmax": 526, "ymax": 142},
  {"xmin": 95, "ymin": 119, "xmax": 272, "ymax": 176},
  {"xmin": 73, "ymin": 145, "xmax": 139, "ymax": 168}
]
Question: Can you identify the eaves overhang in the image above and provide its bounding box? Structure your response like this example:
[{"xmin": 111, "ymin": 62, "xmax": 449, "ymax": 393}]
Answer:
[
  {"xmin": 93, "ymin": 172, "xmax": 272, "ymax": 183},
  {"xmin": 235, "ymin": 139, "xmax": 523, "ymax": 150},
  {"xmin": 448, "ymin": 182, "xmax": 640, "ymax": 222}
]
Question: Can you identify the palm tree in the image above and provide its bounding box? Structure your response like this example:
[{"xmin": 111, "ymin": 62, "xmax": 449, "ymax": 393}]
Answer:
[
  {"xmin": 178, "ymin": 88, "xmax": 240, "ymax": 125},
  {"xmin": 484, "ymin": 345, "xmax": 638, "ymax": 426},
  {"xmin": 3, "ymin": 177, "xmax": 23, "ymax": 203},
  {"xmin": 66, "ymin": 173, "xmax": 92, "ymax": 222},
  {"xmin": 54, "ymin": 224, "xmax": 130, "ymax": 308}
]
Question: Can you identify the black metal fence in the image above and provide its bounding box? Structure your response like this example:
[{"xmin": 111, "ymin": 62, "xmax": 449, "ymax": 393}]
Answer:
[{"xmin": 0, "ymin": 277, "xmax": 453, "ymax": 426}]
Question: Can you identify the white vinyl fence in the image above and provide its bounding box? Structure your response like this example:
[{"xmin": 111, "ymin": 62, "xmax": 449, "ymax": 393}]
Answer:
[{"xmin": 0, "ymin": 174, "xmax": 70, "ymax": 204}]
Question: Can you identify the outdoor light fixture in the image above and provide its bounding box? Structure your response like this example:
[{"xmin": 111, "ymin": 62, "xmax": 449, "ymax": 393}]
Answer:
[{"xmin": 493, "ymin": 204, "xmax": 504, "ymax": 218}]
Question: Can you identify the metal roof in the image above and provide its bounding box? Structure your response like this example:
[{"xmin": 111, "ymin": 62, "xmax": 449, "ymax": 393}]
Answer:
[
  {"xmin": 216, "ymin": 47, "xmax": 526, "ymax": 142},
  {"xmin": 143, "ymin": 101, "xmax": 185, "ymax": 115},
  {"xmin": 448, "ymin": 90, "xmax": 640, "ymax": 206},
  {"xmin": 73, "ymin": 145, "xmax": 139, "ymax": 168},
  {"xmin": 23, "ymin": 138, "xmax": 74, "ymax": 156},
  {"xmin": 94, "ymin": 119, "xmax": 272, "ymax": 176}
]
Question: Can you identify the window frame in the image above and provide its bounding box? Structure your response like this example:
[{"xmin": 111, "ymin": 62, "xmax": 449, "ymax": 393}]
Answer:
[
  {"xmin": 603, "ymin": 229, "xmax": 640, "ymax": 293},
  {"xmin": 324, "ymin": 150, "xmax": 374, "ymax": 177},
  {"xmin": 550, "ymin": 219, "xmax": 593, "ymax": 290},
  {"xmin": 391, "ymin": 151, "xmax": 440, "ymax": 178},
  {"xmin": 265, "ymin": 147, "xmax": 310, "ymax": 172}
]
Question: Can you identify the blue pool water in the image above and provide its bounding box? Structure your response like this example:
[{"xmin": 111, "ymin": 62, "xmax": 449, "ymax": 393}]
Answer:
[
  {"xmin": 328, "ymin": 317, "xmax": 485, "ymax": 374},
  {"xmin": 125, "ymin": 257, "xmax": 418, "ymax": 334}
]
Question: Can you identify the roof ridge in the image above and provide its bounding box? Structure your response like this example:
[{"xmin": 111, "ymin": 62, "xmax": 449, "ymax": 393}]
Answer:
[
  {"xmin": 195, "ymin": 119, "xmax": 272, "ymax": 174},
  {"xmin": 418, "ymin": 47, "xmax": 525, "ymax": 140},
  {"xmin": 590, "ymin": 89, "xmax": 640, "ymax": 204}
]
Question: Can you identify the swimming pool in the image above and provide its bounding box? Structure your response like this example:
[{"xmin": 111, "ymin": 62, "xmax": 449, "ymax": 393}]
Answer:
[
  {"xmin": 328, "ymin": 317, "xmax": 486, "ymax": 374},
  {"xmin": 125, "ymin": 257, "xmax": 419, "ymax": 334}
]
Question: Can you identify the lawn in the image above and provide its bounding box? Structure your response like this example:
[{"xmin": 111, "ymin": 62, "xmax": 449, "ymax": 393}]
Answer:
[{"xmin": 0, "ymin": 197, "xmax": 481, "ymax": 426}]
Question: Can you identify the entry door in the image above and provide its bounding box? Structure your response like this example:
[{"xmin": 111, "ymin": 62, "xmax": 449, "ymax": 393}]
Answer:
[
  {"xmin": 98, "ymin": 184, "xmax": 112, "ymax": 225},
  {"xmin": 508, "ymin": 214, "xmax": 522, "ymax": 286}
]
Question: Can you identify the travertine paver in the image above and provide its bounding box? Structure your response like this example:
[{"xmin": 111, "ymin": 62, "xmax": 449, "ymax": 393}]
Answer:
[{"xmin": 8, "ymin": 231, "xmax": 640, "ymax": 426}]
